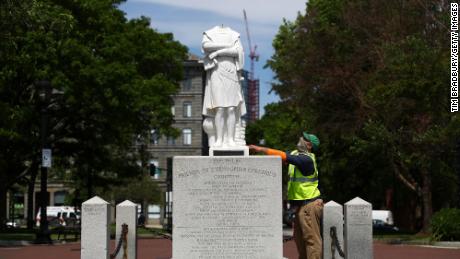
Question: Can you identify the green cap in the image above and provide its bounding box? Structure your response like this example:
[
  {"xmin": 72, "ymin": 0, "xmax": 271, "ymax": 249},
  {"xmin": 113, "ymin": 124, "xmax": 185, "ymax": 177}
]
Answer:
[{"xmin": 302, "ymin": 132, "xmax": 320, "ymax": 151}]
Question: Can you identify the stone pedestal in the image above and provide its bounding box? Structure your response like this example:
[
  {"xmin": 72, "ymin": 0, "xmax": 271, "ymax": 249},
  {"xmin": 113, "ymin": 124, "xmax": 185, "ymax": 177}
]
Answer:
[
  {"xmin": 81, "ymin": 196, "xmax": 110, "ymax": 259},
  {"xmin": 344, "ymin": 197, "xmax": 373, "ymax": 259},
  {"xmin": 172, "ymin": 156, "xmax": 282, "ymax": 259}
]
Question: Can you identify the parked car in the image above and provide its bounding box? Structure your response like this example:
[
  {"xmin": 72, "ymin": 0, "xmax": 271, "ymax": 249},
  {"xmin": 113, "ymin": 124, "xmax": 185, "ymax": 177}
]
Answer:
[
  {"xmin": 372, "ymin": 210, "xmax": 394, "ymax": 225},
  {"xmin": 5, "ymin": 221, "xmax": 19, "ymax": 228},
  {"xmin": 373, "ymin": 219, "xmax": 399, "ymax": 233},
  {"xmin": 36, "ymin": 206, "xmax": 80, "ymax": 227}
]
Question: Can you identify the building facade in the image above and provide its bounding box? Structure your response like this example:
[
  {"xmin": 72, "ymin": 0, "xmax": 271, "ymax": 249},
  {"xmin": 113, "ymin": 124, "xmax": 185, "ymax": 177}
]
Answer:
[
  {"xmin": 145, "ymin": 54, "xmax": 205, "ymax": 226},
  {"xmin": 147, "ymin": 54, "xmax": 205, "ymax": 183}
]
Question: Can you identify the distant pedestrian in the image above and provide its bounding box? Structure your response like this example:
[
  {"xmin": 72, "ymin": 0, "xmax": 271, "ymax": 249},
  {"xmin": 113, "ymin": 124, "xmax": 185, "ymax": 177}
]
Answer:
[{"xmin": 138, "ymin": 214, "xmax": 145, "ymax": 227}]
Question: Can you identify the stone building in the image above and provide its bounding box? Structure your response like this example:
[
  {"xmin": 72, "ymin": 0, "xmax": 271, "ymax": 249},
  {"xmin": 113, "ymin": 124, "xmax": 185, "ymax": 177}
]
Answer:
[
  {"xmin": 145, "ymin": 54, "xmax": 205, "ymax": 225},
  {"xmin": 147, "ymin": 54, "xmax": 205, "ymax": 178}
]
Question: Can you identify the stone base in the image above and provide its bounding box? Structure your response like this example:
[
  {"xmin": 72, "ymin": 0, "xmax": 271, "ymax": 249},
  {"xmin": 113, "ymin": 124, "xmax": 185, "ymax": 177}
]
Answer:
[
  {"xmin": 209, "ymin": 146, "xmax": 249, "ymax": 156},
  {"xmin": 173, "ymin": 156, "xmax": 283, "ymax": 259}
]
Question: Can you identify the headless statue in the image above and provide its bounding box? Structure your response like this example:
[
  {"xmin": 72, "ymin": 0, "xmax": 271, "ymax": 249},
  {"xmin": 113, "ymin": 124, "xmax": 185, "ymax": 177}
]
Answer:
[{"xmin": 202, "ymin": 25, "xmax": 246, "ymax": 148}]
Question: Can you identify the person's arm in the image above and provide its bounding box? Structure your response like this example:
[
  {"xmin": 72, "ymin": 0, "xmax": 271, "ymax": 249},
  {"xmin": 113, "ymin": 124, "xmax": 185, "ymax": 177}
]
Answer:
[
  {"xmin": 248, "ymin": 145, "xmax": 286, "ymax": 161},
  {"xmin": 285, "ymin": 153, "xmax": 315, "ymax": 176},
  {"xmin": 249, "ymin": 145, "xmax": 314, "ymax": 176}
]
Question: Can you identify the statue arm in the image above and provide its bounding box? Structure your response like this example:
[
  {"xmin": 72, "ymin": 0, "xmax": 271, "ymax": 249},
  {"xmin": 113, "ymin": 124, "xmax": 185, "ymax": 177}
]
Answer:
[
  {"xmin": 208, "ymin": 46, "xmax": 239, "ymax": 59},
  {"xmin": 202, "ymin": 42, "xmax": 233, "ymax": 52}
]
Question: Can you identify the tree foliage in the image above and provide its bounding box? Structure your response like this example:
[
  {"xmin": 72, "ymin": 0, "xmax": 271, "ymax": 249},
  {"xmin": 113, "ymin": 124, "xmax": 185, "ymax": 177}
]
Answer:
[
  {"xmin": 0, "ymin": 0, "xmax": 187, "ymax": 224},
  {"xmin": 260, "ymin": 0, "xmax": 458, "ymax": 232}
]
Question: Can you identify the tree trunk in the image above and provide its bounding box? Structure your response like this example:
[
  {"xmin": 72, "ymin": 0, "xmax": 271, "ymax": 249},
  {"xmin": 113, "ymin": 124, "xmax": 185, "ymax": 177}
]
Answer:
[
  {"xmin": 0, "ymin": 189, "xmax": 6, "ymax": 230},
  {"xmin": 27, "ymin": 163, "xmax": 38, "ymax": 230},
  {"xmin": 87, "ymin": 167, "xmax": 93, "ymax": 199},
  {"xmin": 420, "ymin": 168, "xmax": 433, "ymax": 233}
]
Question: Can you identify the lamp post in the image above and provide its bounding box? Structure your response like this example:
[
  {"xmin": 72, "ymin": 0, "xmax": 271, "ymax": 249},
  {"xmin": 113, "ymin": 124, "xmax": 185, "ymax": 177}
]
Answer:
[{"xmin": 36, "ymin": 80, "xmax": 51, "ymax": 244}]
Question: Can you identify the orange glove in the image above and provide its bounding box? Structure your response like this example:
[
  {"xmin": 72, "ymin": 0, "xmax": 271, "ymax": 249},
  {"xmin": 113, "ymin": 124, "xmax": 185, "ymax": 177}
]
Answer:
[{"xmin": 248, "ymin": 145, "xmax": 287, "ymax": 162}]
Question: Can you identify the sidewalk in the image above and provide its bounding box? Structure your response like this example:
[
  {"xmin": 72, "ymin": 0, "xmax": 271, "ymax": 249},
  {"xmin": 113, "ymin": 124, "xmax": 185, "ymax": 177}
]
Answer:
[{"xmin": 1, "ymin": 239, "xmax": 460, "ymax": 259}]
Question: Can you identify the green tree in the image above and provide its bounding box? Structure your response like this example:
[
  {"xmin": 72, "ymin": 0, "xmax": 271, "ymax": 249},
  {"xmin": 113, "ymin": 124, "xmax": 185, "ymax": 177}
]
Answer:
[
  {"xmin": 0, "ymin": 0, "xmax": 187, "ymax": 228},
  {"xmin": 264, "ymin": 0, "xmax": 457, "ymax": 232}
]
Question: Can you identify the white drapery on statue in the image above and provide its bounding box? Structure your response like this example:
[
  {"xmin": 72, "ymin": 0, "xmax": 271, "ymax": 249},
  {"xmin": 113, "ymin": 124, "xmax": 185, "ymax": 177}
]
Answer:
[{"xmin": 201, "ymin": 25, "xmax": 247, "ymax": 149}]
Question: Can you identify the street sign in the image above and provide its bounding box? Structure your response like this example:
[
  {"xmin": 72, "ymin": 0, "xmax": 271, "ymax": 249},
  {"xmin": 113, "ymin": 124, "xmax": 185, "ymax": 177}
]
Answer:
[{"xmin": 42, "ymin": 149, "xmax": 51, "ymax": 168}]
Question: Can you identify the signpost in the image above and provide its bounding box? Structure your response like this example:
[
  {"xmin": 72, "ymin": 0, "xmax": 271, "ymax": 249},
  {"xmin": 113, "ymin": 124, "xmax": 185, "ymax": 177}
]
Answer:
[{"xmin": 42, "ymin": 149, "xmax": 51, "ymax": 168}]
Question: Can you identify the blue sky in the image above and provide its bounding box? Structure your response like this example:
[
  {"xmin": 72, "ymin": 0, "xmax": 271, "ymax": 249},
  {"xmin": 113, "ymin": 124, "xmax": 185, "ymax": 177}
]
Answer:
[{"xmin": 119, "ymin": 0, "xmax": 307, "ymax": 116}]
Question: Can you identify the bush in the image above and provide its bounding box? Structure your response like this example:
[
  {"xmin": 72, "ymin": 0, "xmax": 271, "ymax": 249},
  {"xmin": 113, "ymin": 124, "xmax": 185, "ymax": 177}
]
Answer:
[{"xmin": 431, "ymin": 208, "xmax": 460, "ymax": 241}]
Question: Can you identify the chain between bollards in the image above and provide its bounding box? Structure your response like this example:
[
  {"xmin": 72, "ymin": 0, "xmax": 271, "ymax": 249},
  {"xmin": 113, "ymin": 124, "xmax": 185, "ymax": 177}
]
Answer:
[
  {"xmin": 330, "ymin": 226, "xmax": 345, "ymax": 258},
  {"xmin": 110, "ymin": 223, "xmax": 128, "ymax": 259}
]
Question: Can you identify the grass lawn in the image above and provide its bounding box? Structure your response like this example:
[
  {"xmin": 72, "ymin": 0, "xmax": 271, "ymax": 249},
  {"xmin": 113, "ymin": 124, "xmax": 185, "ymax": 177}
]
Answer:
[
  {"xmin": 373, "ymin": 232, "xmax": 432, "ymax": 244},
  {"xmin": 0, "ymin": 231, "xmax": 35, "ymax": 241},
  {"xmin": 109, "ymin": 224, "xmax": 169, "ymax": 238},
  {"xmin": 0, "ymin": 227, "xmax": 80, "ymax": 242},
  {"xmin": 1, "ymin": 225, "xmax": 167, "ymax": 242}
]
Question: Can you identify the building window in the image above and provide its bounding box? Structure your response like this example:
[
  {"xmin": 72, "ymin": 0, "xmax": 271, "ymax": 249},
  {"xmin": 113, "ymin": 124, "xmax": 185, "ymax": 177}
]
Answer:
[
  {"xmin": 150, "ymin": 129, "xmax": 159, "ymax": 145},
  {"xmin": 183, "ymin": 102, "xmax": 192, "ymax": 118},
  {"xmin": 148, "ymin": 205, "xmax": 161, "ymax": 219},
  {"xmin": 182, "ymin": 78, "xmax": 192, "ymax": 91},
  {"xmin": 53, "ymin": 191, "xmax": 68, "ymax": 206},
  {"xmin": 171, "ymin": 105, "xmax": 175, "ymax": 116},
  {"xmin": 182, "ymin": 128, "xmax": 192, "ymax": 145},
  {"xmin": 167, "ymin": 136, "xmax": 176, "ymax": 145}
]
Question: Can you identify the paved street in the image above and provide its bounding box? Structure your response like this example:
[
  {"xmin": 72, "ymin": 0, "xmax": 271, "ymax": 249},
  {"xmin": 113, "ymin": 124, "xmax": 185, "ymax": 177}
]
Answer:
[{"xmin": 1, "ymin": 239, "xmax": 460, "ymax": 259}]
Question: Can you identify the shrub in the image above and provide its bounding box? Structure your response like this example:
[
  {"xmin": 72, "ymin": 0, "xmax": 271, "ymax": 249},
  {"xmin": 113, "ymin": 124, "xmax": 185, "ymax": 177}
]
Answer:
[{"xmin": 431, "ymin": 208, "xmax": 460, "ymax": 241}]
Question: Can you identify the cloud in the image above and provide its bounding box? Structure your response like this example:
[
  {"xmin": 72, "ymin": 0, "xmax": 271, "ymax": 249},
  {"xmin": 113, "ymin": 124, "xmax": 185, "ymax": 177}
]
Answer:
[{"xmin": 131, "ymin": 0, "xmax": 306, "ymax": 25}]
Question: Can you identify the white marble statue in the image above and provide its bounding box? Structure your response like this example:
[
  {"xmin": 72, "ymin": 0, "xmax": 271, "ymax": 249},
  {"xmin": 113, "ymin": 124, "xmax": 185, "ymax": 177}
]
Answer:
[
  {"xmin": 202, "ymin": 25, "xmax": 247, "ymax": 148},
  {"xmin": 202, "ymin": 116, "xmax": 216, "ymax": 147}
]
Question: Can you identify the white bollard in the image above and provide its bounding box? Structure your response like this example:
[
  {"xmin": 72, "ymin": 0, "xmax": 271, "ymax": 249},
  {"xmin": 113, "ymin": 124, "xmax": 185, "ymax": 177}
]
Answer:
[
  {"xmin": 344, "ymin": 197, "xmax": 373, "ymax": 259},
  {"xmin": 81, "ymin": 196, "xmax": 111, "ymax": 259},
  {"xmin": 115, "ymin": 200, "xmax": 138, "ymax": 259},
  {"xmin": 323, "ymin": 200, "xmax": 344, "ymax": 259}
]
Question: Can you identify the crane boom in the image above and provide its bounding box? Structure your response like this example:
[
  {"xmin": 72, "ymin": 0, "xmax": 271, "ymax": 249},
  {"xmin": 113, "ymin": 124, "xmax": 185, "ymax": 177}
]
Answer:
[
  {"xmin": 242, "ymin": 9, "xmax": 260, "ymax": 122},
  {"xmin": 243, "ymin": 9, "xmax": 252, "ymax": 57},
  {"xmin": 243, "ymin": 9, "xmax": 258, "ymax": 80}
]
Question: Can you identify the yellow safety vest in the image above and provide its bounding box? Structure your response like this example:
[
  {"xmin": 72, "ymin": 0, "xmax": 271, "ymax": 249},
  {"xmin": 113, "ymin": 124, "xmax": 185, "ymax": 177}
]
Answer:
[{"xmin": 287, "ymin": 150, "xmax": 321, "ymax": 200}]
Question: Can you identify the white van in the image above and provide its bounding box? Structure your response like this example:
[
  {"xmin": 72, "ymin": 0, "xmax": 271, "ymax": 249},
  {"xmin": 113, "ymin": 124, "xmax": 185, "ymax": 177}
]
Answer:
[
  {"xmin": 372, "ymin": 210, "xmax": 394, "ymax": 225},
  {"xmin": 36, "ymin": 206, "xmax": 80, "ymax": 226}
]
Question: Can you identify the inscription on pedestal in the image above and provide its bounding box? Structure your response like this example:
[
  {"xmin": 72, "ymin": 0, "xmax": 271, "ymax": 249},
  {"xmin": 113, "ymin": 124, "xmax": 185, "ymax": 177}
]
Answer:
[
  {"xmin": 344, "ymin": 197, "xmax": 373, "ymax": 259},
  {"xmin": 173, "ymin": 156, "xmax": 282, "ymax": 259}
]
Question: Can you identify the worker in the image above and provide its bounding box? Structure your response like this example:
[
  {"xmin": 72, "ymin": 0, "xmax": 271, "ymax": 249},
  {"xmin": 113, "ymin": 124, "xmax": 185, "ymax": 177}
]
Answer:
[{"xmin": 248, "ymin": 131, "xmax": 323, "ymax": 259}]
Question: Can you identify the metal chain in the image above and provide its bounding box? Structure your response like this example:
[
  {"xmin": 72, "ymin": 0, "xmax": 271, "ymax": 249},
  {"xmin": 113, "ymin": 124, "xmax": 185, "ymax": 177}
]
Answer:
[
  {"xmin": 283, "ymin": 236, "xmax": 294, "ymax": 243},
  {"xmin": 110, "ymin": 224, "xmax": 128, "ymax": 259},
  {"xmin": 162, "ymin": 233, "xmax": 172, "ymax": 240},
  {"xmin": 330, "ymin": 226, "xmax": 345, "ymax": 258},
  {"xmin": 145, "ymin": 228, "xmax": 172, "ymax": 240}
]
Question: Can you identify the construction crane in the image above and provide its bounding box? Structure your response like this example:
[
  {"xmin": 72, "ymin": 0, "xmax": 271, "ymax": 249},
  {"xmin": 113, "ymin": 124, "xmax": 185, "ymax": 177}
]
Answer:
[
  {"xmin": 243, "ymin": 9, "xmax": 259, "ymax": 80},
  {"xmin": 242, "ymin": 9, "xmax": 260, "ymax": 122}
]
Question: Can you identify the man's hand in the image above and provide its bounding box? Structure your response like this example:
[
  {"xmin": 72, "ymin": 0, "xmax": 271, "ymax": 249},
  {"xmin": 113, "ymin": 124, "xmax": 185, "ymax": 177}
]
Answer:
[{"xmin": 248, "ymin": 145, "xmax": 265, "ymax": 153}]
